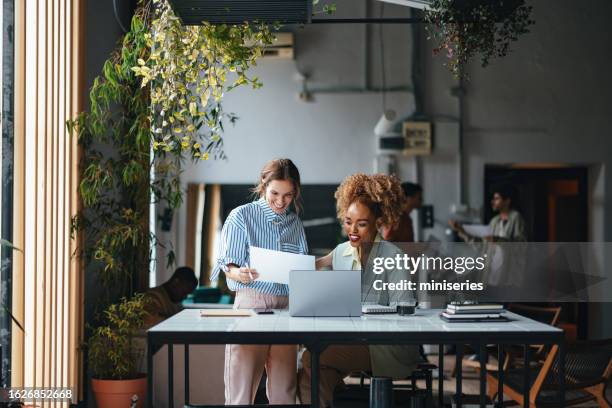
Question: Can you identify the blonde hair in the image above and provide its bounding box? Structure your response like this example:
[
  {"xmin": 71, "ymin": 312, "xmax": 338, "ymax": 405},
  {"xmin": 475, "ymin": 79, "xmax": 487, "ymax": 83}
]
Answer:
[
  {"xmin": 334, "ymin": 173, "xmax": 405, "ymax": 227},
  {"xmin": 251, "ymin": 158, "xmax": 303, "ymax": 214}
]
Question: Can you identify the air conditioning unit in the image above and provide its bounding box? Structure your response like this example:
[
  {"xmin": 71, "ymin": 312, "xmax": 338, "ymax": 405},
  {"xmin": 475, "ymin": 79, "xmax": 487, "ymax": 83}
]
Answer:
[
  {"xmin": 402, "ymin": 121, "xmax": 432, "ymax": 156},
  {"xmin": 262, "ymin": 33, "xmax": 294, "ymax": 59},
  {"xmin": 168, "ymin": 0, "xmax": 312, "ymax": 25}
]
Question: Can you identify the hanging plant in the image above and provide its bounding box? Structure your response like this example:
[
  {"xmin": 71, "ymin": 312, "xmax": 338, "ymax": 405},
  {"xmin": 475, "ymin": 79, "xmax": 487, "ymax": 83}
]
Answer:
[
  {"xmin": 424, "ymin": 0, "xmax": 534, "ymax": 77},
  {"xmin": 133, "ymin": 0, "xmax": 275, "ymax": 165}
]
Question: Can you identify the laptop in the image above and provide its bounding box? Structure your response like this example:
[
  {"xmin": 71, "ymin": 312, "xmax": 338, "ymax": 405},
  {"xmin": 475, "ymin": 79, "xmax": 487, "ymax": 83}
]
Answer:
[{"xmin": 289, "ymin": 270, "xmax": 361, "ymax": 317}]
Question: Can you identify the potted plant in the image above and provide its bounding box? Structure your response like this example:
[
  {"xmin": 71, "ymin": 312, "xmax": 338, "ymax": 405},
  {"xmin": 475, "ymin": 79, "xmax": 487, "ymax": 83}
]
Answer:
[
  {"xmin": 424, "ymin": 0, "xmax": 535, "ymax": 77},
  {"xmin": 88, "ymin": 294, "xmax": 149, "ymax": 408}
]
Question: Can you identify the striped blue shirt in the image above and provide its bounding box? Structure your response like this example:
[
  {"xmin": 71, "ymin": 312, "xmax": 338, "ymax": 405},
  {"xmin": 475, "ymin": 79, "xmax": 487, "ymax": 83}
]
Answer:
[{"xmin": 212, "ymin": 197, "xmax": 309, "ymax": 296}]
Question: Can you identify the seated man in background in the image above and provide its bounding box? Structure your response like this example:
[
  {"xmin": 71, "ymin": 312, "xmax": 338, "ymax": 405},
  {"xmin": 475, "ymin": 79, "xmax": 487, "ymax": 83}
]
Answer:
[
  {"xmin": 381, "ymin": 182, "xmax": 423, "ymax": 242},
  {"xmin": 135, "ymin": 266, "xmax": 198, "ymax": 373},
  {"xmin": 143, "ymin": 266, "xmax": 198, "ymax": 328}
]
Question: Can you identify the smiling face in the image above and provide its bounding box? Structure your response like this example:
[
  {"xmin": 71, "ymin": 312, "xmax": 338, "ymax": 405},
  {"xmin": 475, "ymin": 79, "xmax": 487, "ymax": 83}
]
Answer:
[
  {"xmin": 343, "ymin": 201, "xmax": 379, "ymax": 248},
  {"xmin": 264, "ymin": 179, "xmax": 295, "ymax": 214}
]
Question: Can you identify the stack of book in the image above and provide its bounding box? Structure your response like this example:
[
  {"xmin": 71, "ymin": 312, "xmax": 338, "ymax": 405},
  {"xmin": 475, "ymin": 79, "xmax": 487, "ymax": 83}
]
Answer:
[{"xmin": 440, "ymin": 303, "xmax": 506, "ymax": 322}]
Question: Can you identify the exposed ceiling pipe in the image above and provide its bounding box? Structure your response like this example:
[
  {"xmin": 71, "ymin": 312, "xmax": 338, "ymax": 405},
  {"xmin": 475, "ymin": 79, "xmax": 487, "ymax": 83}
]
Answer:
[{"xmin": 410, "ymin": 8, "xmax": 425, "ymax": 117}]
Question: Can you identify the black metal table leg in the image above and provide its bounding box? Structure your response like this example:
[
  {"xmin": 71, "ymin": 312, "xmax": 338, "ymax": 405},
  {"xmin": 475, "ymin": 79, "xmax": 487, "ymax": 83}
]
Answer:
[
  {"xmin": 558, "ymin": 340, "xmax": 565, "ymax": 407},
  {"xmin": 309, "ymin": 344, "xmax": 323, "ymax": 408},
  {"xmin": 439, "ymin": 344, "xmax": 444, "ymax": 408},
  {"xmin": 169, "ymin": 343, "xmax": 174, "ymax": 408},
  {"xmin": 456, "ymin": 344, "xmax": 463, "ymax": 407},
  {"xmin": 185, "ymin": 344, "xmax": 190, "ymax": 405},
  {"xmin": 497, "ymin": 345, "xmax": 504, "ymax": 408},
  {"xmin": 523, "ymin": 345, "xmax": 530, "ymax": 408},
  {"xmin": 479, "ymin": 342, "xmax": 487, "ymax": 408},
  {"xmin": 147, "ymin": 338, "xmax": 154, "ymax": 408}
]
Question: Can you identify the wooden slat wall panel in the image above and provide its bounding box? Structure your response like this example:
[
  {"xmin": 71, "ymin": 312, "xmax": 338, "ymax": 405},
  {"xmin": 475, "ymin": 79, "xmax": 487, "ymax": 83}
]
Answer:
[{"xmin": 11, "ymin": 0, "xmax": 84, "ymax": 405}]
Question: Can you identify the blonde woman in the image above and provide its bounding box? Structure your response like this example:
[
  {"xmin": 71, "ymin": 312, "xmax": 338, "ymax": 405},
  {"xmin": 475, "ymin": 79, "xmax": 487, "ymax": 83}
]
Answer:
[{"xmin": 212, "ymin": 158, "xmax": 308, "ymax": 405}]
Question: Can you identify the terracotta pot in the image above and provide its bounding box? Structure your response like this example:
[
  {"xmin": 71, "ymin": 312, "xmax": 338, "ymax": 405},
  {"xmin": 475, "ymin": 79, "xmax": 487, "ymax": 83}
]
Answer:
[{"xmin": 91, "ymin": 375, "xmax": 146, "ymax": 408}]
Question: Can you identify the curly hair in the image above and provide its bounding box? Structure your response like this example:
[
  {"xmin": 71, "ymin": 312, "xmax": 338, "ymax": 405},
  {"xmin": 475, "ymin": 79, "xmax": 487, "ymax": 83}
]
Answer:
[{"xmin": 334, "ymin": 173, "xmax": 405, "ymax": 228}]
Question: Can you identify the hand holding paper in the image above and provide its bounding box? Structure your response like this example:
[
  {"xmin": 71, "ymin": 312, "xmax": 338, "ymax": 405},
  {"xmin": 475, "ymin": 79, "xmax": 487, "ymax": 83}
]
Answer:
[
  {"xmin": 249, "ymin": 246, "xmax": 315, "ymax": 284},
  {"xmin": 462, "ymin": 224, "xmax": 492, "ymax": 238}
]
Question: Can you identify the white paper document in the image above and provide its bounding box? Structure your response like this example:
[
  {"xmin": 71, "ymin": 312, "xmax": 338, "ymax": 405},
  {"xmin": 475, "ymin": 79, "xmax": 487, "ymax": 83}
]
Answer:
[
  {"xmin": 462, "ymin": 224, "xmax": 492, "ymax": 238},
  {"xmin": 249, "ymin": 246, "xmax": 315, "ymax": 284}
]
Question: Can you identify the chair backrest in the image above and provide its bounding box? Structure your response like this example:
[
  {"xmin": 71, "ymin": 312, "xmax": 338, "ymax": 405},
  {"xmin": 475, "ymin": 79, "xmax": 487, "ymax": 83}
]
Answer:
[
  {"xmin": 508, "ymin": 304, "xmax": 561, "ymax": 327},
  {"xmin": 531, "ymin": 339, "xmax": 612, "ymax": 400}
]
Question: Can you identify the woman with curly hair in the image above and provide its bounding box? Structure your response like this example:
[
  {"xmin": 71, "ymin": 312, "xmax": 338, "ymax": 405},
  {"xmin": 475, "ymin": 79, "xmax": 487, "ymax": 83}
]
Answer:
[{"xmin": 298, "ymin": 173, "xmax": 421, "ymax": 407}]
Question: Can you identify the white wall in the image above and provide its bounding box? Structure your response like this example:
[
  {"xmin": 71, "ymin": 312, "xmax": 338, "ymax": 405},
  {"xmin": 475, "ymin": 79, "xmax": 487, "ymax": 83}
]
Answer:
[{"xmin": 181, "ymin": 0, "xmax": 416, "ymax": 185}]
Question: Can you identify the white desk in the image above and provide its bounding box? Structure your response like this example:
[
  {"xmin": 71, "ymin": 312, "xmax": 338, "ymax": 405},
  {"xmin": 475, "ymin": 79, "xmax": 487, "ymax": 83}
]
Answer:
[{"xmin": 147, "ymin": 309, "xmax": 565, "ymax": 408}]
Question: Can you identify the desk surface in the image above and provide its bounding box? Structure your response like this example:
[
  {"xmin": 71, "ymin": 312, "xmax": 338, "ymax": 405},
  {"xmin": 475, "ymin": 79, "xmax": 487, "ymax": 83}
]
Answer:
[{"xmin": 150, "ymin": 309, "xmax": 562, "ymax": 336}]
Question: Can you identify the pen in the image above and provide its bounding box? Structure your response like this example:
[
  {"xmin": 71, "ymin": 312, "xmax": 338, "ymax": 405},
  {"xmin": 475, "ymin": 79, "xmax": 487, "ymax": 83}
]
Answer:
[{"xmin": 246, "ymin": 262, "xmax": 253, "ymax": 281}]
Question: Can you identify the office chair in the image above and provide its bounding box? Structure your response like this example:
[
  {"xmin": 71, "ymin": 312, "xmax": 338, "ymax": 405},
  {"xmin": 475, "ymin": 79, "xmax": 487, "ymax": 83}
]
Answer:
[{"xmin": 487, "ymin": 339, "xmax": 612, "ymax": 408}]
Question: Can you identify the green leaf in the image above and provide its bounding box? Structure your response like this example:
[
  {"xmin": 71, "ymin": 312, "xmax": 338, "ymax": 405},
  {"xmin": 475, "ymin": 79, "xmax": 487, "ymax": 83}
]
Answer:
[
  {"xmin": 1, "ymin": 238, "xmax": 23, "ymax": 252},
  {"xmin": 2, "ymin": 303, "xmax": 25, "ymax": 332}
]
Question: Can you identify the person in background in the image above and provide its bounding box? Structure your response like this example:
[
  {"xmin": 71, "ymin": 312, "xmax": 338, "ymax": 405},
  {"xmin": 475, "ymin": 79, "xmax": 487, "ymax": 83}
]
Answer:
[
  {"xmin": 381, "ymin": 182, "xmax": 423, "ymax": 242},
  {"xmin": 212, "ymin": 158, "xmax": 308, "ymax": 406},
  {"xmin": 135, "ymin": 266, "xmax": 198, "ymax": 373},
  {"xmin": 449, "ymin": 184, "xmax": 527, "ymax": 243},
  {"xmin": 143, "ymin": 266, "xmax": 198, "ymax": 328},
  {"xmin": 299, "ymin": 173, "xmax": 421, "ymax": 408}
]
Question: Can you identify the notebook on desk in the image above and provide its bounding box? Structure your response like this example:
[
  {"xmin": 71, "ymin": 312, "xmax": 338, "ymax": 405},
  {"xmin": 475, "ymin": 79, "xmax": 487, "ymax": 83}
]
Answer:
[
  {"xmin": 440, "ymin": 312, "xmax": 509, "ymax": 323},
  {"xmin": 199, "ymin": 309, "xmax": 253, "ymax": 317},
  {"xmin": 361, "ymin": 304, "xmax": 397, "ymax": 314}
]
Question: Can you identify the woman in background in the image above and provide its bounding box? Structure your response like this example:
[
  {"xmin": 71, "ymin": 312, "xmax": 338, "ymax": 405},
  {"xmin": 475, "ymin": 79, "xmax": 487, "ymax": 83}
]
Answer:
[
  {"xmin": 299, "ymin": 173, "xmax": 421, "ymax": 407},
  {"xmin": 212, "ymin": 158, "xmax": 308, "ymax": 405}
]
